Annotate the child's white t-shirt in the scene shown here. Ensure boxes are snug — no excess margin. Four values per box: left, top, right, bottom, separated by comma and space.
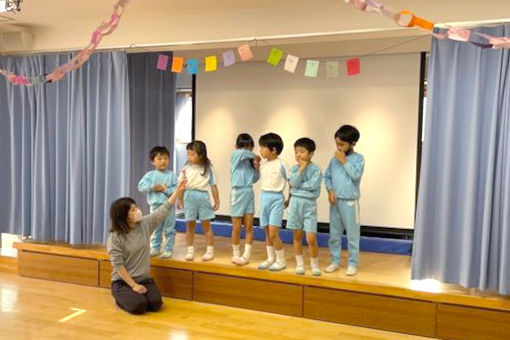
259, 158, 288, 192
178, 164, 217, 191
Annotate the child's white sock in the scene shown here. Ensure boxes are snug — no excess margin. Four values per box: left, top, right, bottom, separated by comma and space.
185, 246, 194, 261
269, 249, 286, 271
257, 246, 275, 269
232, 244, 240, 258
295, 254, 304, 267
311, 257, 321, 276
202, 246, 214, 261
242, 244, 252, 259
295, 254, 305, 275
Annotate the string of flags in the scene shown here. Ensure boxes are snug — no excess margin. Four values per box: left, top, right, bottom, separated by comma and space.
344, 0, 510, 49
2, 0, 510, 86
156, 42, 362, 77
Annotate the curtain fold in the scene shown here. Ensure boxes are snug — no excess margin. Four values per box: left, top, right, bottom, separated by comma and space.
412, 25, 510, 295
0, 52, 130, 244
127, 52, 176, 213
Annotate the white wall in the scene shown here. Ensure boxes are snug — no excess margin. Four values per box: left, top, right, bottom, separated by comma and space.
196, 53, 420, 229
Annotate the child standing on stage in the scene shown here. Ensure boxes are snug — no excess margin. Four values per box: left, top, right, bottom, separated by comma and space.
257, 133, 288, 271
178, 141, 220, 262
230, 133, 261, 265
287, 138, 323, 276
138, 146, 178, 259
324, 125, 364, 276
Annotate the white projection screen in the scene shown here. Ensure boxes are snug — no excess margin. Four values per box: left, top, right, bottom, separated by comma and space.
195, 53, 420, 229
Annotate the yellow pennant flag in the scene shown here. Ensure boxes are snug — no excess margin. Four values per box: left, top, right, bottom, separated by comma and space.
205, 56, 218, 72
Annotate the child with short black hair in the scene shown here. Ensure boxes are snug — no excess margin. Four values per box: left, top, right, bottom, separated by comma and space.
138, 146, 178, 259
257, 133, 288, 271
324, 125, 365, 276
287, 138, 323, 276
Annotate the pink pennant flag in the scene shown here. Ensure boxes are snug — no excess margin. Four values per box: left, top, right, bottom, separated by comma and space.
156, 54, 169, 70
346, 58, 360, 76
238, 44, 254, 61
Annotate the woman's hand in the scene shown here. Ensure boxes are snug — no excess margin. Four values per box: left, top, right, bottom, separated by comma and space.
132, 283, 147, 294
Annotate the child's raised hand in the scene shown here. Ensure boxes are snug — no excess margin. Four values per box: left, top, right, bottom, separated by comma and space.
298, 158, 309, 173
253, 155, 261, 170
335, 150, 347, 164
328, 190, 337, 204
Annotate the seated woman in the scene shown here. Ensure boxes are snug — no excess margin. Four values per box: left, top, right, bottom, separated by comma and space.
107, 181, 185, 314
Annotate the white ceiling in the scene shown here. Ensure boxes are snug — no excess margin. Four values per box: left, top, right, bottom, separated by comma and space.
0, 0, 509, 54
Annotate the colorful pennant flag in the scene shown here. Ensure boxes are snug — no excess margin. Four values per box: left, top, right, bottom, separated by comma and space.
284, 54, 299, 73
187, 59, 199, 74
304, 60, 320, 78
205, 56, 218, 72
171, 57, 184, 73
223, 50, 236, 67
326, 61, 339, 78
238, 44, 254, 61
347, 58, 361, 76
267, 48, 284, 66
156, 54, 169, 70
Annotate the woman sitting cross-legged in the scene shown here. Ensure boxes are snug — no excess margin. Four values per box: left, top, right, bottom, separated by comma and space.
107, 180, 186, 314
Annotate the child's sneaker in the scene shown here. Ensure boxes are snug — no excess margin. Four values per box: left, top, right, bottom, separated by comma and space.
346, 265, 358, 276
311, 266, 322, 276
231, 255, 241, 264
258, 259, 275, 270
295, 264, 305, 275
159, 250, 172, 259
202, 246, 214, 261
325, 263, 339, 273
150, 248, 160, 257
269, 260, 286, 271
233, 256, 249, 266
185, 247, 194, 261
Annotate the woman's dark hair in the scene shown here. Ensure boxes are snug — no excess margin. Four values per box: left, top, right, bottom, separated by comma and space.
334, 125, 360, 144
294, 137, 316, 153
187, 140, 212, 176
259, 133, 284, 155
149, 146, 170, 161
110, 197, 136, 234
236, 133, 255, 149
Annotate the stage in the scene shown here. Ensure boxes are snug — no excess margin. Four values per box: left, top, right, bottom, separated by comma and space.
7, 233, 510, 340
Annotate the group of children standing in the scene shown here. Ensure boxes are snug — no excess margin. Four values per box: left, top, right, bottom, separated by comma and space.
138, 125, 364, 276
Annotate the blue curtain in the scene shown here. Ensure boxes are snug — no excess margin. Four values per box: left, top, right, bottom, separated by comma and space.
412, 25, 510, 295
127, 52, 176, 214
0, 52, 131, 244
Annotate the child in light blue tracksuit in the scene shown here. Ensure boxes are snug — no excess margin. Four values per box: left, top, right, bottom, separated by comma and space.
324, 125, 364, 276
230, 133, 260, 266
138, 146, 178, 259
287, 138, 323, 276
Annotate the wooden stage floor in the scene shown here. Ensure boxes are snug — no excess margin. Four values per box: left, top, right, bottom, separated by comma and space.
8, 233, 510, 340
